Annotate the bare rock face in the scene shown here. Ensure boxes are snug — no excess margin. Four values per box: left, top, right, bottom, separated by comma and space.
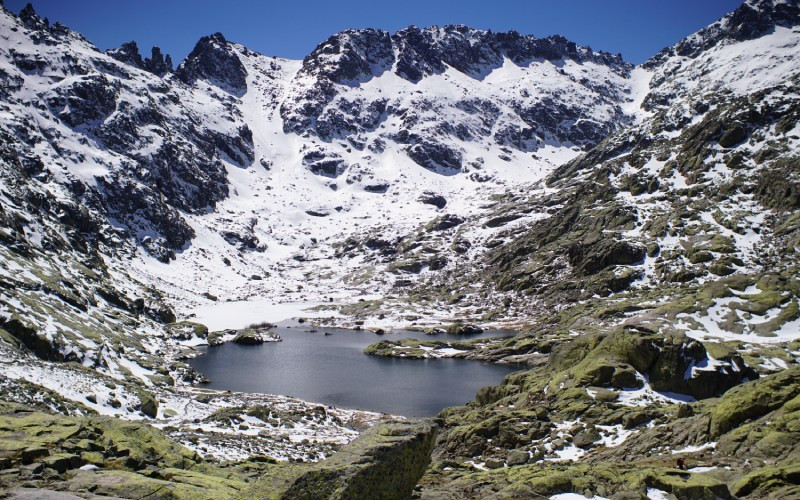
106, 42, 173, 75
175, 32, 248, 93
280, 24, 633, 178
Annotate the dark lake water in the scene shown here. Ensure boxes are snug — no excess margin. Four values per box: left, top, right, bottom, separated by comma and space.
187, 324, 519, 417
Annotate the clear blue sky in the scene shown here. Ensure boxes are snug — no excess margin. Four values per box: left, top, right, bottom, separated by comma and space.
6, 0, 744, 64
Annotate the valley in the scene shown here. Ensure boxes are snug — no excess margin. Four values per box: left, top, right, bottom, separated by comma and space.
0, 0, 799, 497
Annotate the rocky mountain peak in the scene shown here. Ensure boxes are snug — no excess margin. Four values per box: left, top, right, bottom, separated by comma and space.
106, 41, 173, 76
644, 0, 799, 67
144, 46, 173, 75
106, 40, 144, 68
301, 28, 393, 84
175, 32, 248, 93
17, 2, 48, 30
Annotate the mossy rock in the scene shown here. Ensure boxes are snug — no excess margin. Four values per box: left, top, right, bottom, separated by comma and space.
167, 321, 209, 340
136, 391, 159, 419
247, 420, 437, 499
646, 469, 731, 498
66, 469, 246, 499
710, 365, 800, 437
731, 464, 800, 498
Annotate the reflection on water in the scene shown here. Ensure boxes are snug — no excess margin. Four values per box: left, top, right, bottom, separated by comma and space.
187, 325, 519, 417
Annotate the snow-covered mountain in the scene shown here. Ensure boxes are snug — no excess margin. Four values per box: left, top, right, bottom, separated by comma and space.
0, 0, 641, 421
0, 1, 652, 318
0, 0, 800, 495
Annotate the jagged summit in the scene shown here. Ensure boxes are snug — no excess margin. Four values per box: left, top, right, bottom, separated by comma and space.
175, 32, 248, 93
645, 0, 799, 66
106, 41, 173, 76
301, 24, 631, 84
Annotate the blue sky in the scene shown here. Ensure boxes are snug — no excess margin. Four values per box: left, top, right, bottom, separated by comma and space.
6, 0, 743, 64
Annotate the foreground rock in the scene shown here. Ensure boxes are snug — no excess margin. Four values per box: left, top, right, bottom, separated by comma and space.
415, 342, 800, 499
250, 420, 437, 499
0, 401, 436, 499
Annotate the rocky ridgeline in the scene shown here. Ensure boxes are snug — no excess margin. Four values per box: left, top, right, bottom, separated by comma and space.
0, 3, 253, 262
283, 25, 633, 174
644, 0, 800, 66
106, 41, 174, 76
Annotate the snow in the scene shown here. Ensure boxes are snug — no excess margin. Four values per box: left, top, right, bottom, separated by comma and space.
617, 373, 696, 407
678, 301, 800, 345
689, 466, 718, 473
672, 441, 716, 454
646, 488, 672, 500
551, 494, 609, 500
684, 355, 732, 380
189, 300, 333, 331
465, 460, 489, 471
548, 443, 586, 462
651, 25, 800, 103
622, 67, 654, 120
595, 424, 636, 448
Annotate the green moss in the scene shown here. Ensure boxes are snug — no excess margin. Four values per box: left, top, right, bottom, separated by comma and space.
710, 366, 800, 437
90, 416, 199, 469
732, 464, 800, 498
66, 469, 244, 499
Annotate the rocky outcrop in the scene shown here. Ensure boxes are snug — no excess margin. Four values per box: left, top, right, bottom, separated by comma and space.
251, 420, 437, 499
232, 328, 281, 345
175, 32, 248, 93
143, 47, 173, 76
105, 41, 145, 69
0, 402, 436, 499
106, 42, 173, 76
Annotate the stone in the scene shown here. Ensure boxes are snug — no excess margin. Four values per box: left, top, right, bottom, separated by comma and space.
506, 450, 529, 467
484, 458, 505, 469
232, 328, 281, 345
21, 447, 49, 464
418, 191, 447, 209
250, 420, 437, 499
430, 214, 465, 231
573, 428, 602, 449
718, 125, 747, 148
42, 454, 84, 474
138, 393, 159, 419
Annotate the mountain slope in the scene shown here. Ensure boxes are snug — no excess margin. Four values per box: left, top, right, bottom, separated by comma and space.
0, 0, 642, 448
410, 1, 800, 496
0, 0, 799, 497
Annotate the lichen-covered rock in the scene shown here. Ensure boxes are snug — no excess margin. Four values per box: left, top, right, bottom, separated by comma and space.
250, 420, 437, 499
232, 328, 282, 345
710, 365, 800, 437
137, 392, 159, 419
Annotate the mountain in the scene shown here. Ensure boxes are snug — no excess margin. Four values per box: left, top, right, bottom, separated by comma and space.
0, 0, 798, 497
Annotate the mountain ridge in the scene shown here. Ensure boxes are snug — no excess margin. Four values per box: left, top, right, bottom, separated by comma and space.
0, 0, 799, 497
